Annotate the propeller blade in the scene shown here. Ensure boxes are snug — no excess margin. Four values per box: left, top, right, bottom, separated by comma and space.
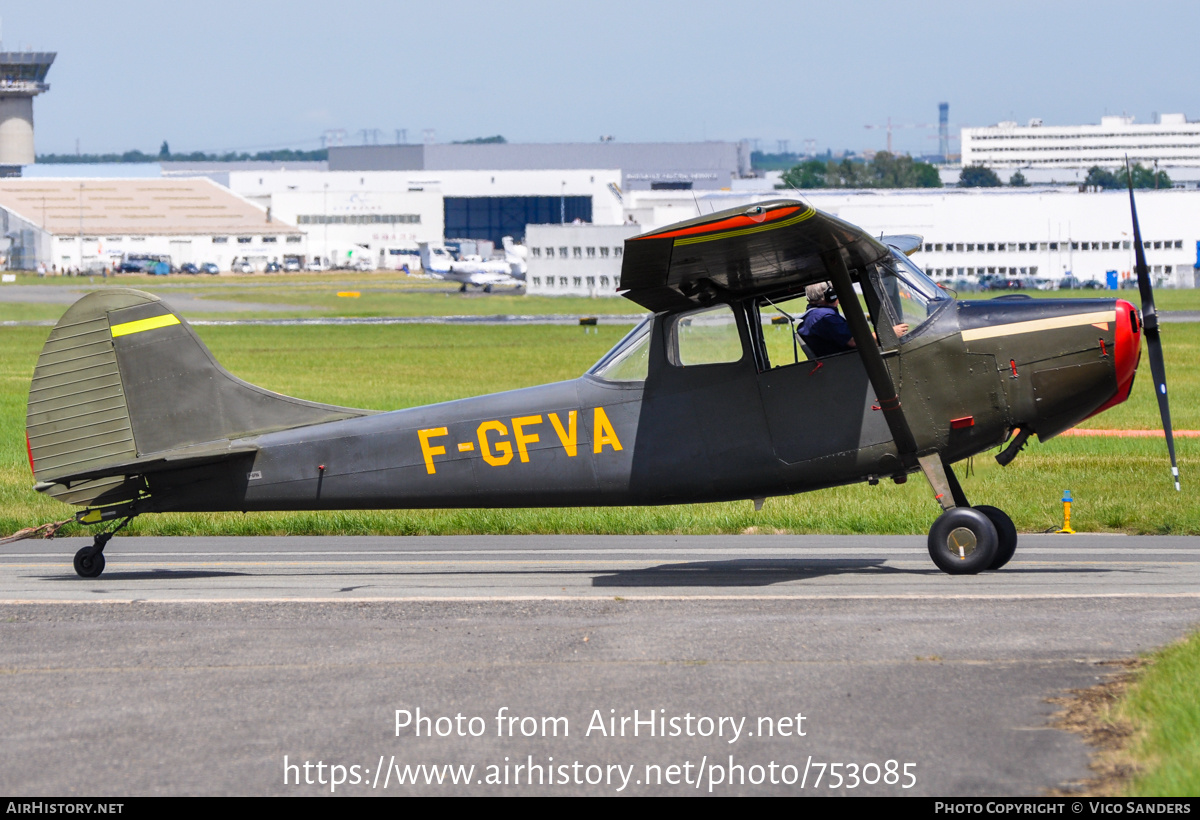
1126, 158, 1180, 491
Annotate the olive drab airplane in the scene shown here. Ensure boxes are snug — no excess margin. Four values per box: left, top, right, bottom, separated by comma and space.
25, 180, 1178, 579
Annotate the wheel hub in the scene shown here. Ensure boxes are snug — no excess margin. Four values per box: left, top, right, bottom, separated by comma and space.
946, 527, 978, 559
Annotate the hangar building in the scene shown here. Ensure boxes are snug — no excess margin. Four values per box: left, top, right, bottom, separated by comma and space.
223, 168, 623, 267
328, 141, 751, 191
0, 177, 301, 271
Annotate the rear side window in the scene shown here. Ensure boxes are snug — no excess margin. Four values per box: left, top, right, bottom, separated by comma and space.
671, 304, 743, 366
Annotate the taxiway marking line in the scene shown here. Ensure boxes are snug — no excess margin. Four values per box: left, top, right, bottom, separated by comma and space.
1061, 429, 1200, 438
6, 592, 1200, 605
11, 547, 1200, 561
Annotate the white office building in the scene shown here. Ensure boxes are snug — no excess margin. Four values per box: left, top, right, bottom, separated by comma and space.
524, 224, 643, 296
961, 114, 1200, 170
602, 187, 1200, 295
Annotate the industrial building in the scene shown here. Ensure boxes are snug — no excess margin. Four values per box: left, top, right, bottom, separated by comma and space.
0, 51, 55, 176
961, 114, 1200, 170
328, 141, 751, 191
0, 177, 301, 272
618, 187, 1200, 291
221, 168, 623, 267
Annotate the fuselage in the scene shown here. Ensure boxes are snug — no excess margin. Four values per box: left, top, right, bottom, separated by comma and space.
143, 292, 1140, 515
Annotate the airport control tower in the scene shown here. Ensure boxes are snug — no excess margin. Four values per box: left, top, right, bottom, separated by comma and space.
0, 51, 55, 176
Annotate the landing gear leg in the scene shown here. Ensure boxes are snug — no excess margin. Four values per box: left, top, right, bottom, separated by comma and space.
73, 516, 134, 579
918, 454, 999, 574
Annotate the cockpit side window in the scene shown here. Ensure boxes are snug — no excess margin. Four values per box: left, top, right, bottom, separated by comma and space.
669, 304, 744, 366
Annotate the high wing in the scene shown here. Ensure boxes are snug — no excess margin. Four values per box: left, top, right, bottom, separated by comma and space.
618, 199, 891, 311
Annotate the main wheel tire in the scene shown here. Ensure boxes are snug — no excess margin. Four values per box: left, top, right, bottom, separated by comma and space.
975, 505, 1018, 570
73, 547, 106, 579
927, 507, 998, 575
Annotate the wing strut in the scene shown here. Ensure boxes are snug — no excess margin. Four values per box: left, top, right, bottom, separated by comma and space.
1127, 159, 1181, 491
823, 249, 919, 460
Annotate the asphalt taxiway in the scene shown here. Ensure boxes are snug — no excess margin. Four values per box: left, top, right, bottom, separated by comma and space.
2, 533, 1198, 796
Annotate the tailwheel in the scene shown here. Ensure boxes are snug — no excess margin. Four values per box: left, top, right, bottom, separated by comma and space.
73, 541, 108, 578
71, 516, 132, 579
974, 505, 1018, 570
927, 507, 998, 575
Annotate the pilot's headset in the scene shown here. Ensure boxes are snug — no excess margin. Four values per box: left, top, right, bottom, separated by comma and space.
806, 282, 838, 305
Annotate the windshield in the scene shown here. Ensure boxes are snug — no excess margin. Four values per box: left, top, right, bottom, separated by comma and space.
876, 249, 951, 331
588, 316, 652, 381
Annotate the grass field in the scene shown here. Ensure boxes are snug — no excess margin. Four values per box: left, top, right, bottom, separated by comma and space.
2, 319, 1196, 538
1118, 634, 1200, 796
0, 271, 648, 322
3, 271, 1199, 324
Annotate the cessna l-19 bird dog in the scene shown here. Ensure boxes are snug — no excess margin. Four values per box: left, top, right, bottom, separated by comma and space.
25, 188, 1177, 578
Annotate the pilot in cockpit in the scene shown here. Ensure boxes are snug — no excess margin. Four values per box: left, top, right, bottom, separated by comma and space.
798, 281, 909, 357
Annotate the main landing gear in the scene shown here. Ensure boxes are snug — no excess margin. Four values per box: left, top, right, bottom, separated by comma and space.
72, 513, 136, 579
919, 455, 1018, 575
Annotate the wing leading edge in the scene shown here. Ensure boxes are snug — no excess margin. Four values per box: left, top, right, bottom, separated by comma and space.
618, 199, 891, 311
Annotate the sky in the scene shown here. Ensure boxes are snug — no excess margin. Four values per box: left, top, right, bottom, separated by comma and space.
6, 0, 1200, 158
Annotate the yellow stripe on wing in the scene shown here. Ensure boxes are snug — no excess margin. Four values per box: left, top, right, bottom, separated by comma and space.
110, 313, 181, 338
672, 207, 816, 247
960, 310, 1112, 342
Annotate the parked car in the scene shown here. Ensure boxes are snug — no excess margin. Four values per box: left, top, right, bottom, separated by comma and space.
264, 261, 282, 273
232, 260, 254, 273
199, 262, 220, 275
1058, 275, 1104, 290
179, 263, 200, 275
305, 260, 328, 271
283, 259, 301, 272
987, 277, 1026, 290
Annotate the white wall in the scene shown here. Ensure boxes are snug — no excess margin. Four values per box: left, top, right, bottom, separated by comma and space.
624, 188, 1200, 287
525, 224, 642, 297
46, 232, 308, 272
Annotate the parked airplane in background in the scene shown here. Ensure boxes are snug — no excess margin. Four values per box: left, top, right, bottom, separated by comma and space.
501, 236, 529, 280
418, 239, 526, 292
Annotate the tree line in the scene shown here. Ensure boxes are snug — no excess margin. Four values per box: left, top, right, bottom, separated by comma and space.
781, 152, 942, 189
959, 163, 1171, 189
36, 144, 329, 164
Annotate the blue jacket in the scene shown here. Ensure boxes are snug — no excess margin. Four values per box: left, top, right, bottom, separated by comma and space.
798, 306, 853, 357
